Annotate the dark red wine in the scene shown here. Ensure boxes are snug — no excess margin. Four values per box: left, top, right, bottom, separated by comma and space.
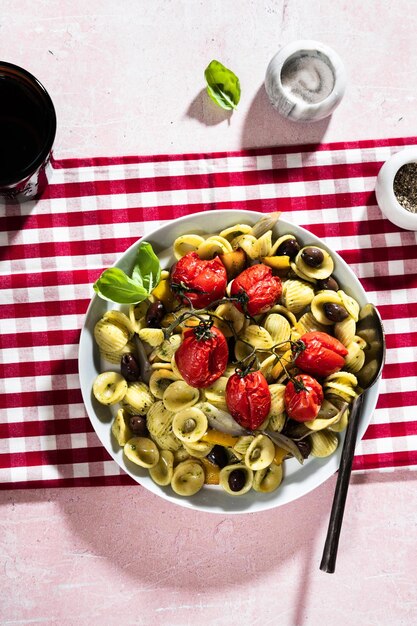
0, 63, 56, 188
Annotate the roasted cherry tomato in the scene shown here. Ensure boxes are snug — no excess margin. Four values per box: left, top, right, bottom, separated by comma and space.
230, 263, 282, 316
293, 331, 348, 378
174, 322, 228, 388
284, 374, 324, 422
170, 252, 227, 308
226, 370, 271, 430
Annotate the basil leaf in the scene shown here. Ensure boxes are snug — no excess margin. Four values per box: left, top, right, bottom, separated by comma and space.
131, 266, 143, 287
93, 268, 149, 304
133, 241, 161, 293
204, 60, 241, 110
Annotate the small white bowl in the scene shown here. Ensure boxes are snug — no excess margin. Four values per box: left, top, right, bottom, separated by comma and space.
265, 40, 347, 122
375, 148, 417, 231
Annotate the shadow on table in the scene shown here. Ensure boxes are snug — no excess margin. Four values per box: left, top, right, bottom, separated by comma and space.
186, 88, 233, 126
240, 84, 331, 149
351, 470, 417, 484
1, 469, 416, 622
0, 200, 40, 258
0, 476, 337, 624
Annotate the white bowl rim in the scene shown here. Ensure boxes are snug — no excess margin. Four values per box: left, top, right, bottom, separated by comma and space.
78, 209, 380, 515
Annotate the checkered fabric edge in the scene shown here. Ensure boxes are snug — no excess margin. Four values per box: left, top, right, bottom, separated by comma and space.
1, 135, 417, 488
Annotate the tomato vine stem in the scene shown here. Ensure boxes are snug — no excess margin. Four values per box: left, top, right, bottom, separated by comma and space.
162, 291, 307, 382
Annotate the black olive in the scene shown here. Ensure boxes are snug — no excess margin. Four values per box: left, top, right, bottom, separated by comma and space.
121, 354, 141, 382
301, 247, 324, 267
276, 238, 300, 259
146, 300, 166, 328
317, 276, 339, 291
129, 415, 148, 437
228, 469, 246, 492
296, 437, 312, 459
323, 302, 349, 322
207, 445, 228, 468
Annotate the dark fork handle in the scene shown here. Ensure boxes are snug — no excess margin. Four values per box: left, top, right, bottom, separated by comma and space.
320, 393, 365, 573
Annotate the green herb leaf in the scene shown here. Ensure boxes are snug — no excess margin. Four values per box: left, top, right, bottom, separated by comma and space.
93, 241, 161, 305
204, 60, 241, 111
93, 268, 149, 304
132, 241, 161, 293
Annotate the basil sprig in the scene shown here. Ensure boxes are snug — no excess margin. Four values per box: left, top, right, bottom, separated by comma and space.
93, 241, 161, 304
204, 60, 241, 110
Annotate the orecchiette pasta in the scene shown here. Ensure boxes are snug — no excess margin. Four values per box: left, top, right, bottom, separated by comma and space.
213, 302, 245, 337
162, 380, 200, 412
244, 434, 275, 470
310, 430, 339, 458
289, 261, 317, 284
344, 339, 366, 373
323, 371, 359, 404
122, 382, 154, 415
112, 408, 133, 445
149, 369, 180, 399
197, 235, 232, 259
171, 460, 205, 496
263, 313, 291, 345
295, 311, 328, 335
203, 377, 229, 411
149, 449, 174, 486
93, 372, 127, 405
267, 384, 287, 432
146, 402, 181, 452
149, 334, 182, 363
173, 234, 205, 260
270, 234, 296, 256
282, 279, 315, 314
239, 324, 274, 351
295, 246, 334, 280
233, 435, 255, 457
311, 290, 343, 326
259, 353, 278, 381
231, 233, 259, 259
219, 223, 254, 241
100, 340, 135, 365
94, 317, 130, 353
253, 463, 283, 492
338, 290, 360, 321
124, 437, 159, 468
172, 407, 208, 443
334, 316, 357, 346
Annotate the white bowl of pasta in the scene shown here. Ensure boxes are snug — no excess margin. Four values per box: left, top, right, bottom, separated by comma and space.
78, 210, 380, 514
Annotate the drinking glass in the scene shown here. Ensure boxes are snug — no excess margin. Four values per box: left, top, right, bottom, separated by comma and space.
0, 61, 56, 201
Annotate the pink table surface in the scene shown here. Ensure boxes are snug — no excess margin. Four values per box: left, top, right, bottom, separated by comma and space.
1, 1, 417, 624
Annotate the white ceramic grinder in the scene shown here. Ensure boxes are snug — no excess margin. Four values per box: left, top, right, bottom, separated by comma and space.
265, 40, 347, 122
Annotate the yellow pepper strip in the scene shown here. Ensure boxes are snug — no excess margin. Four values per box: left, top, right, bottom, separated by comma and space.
201, 429, 239, 448
262, 255, 291, 270
200, 457, 220, 485
273, 445, 288, 466
270, 348, 292, 379
181, 316, 201, 329
151, 279, 176, 311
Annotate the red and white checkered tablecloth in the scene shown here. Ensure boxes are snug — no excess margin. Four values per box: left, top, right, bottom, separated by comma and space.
1, 137, 417, 489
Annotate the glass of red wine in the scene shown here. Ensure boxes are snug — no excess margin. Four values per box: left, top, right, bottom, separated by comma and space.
0, 61, 56, 201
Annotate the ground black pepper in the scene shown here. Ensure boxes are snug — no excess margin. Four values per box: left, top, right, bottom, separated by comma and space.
393, 162, 417, 213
